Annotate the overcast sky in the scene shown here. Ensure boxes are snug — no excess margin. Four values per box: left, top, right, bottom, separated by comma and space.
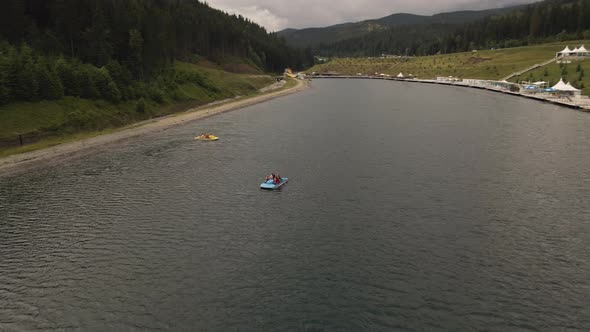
207, 0, 540, 32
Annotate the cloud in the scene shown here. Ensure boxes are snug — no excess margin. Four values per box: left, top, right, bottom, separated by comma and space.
207, 0, 540, 31
211, 3, 288, 32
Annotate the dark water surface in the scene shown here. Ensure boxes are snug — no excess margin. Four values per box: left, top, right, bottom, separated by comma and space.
1, 80, 590, 331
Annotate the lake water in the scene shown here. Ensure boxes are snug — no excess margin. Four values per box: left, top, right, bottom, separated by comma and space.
1, 80, 590, 330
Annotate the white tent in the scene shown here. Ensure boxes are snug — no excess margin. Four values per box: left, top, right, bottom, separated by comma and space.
552, 78, 569, 90
552, 79, 581, 97
557, 46, 573, 57
562, 45, 590, 57
576, 45, 589, 56
564, 82, 582, 97
397, 72, 405, 78
563, 82, 581, 92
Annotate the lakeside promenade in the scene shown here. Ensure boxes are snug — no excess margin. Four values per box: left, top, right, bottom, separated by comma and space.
311, 75, 590, 111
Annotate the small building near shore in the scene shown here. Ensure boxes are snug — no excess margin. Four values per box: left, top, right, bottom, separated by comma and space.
462, 79, 488, 86
490, 80, 520, 92
437, 76, 461, 82
523, 85, 539, 93
533, 81, 548, 88
521, 81, 548, 93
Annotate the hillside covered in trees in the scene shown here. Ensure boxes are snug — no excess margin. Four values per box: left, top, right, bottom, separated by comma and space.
308, 0, 590, 57
0, 0, 312, 106
0, 0, 313, 152
277, 6, 526, 50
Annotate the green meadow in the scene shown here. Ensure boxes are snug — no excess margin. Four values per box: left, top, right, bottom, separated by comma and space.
308, 41, 590, 81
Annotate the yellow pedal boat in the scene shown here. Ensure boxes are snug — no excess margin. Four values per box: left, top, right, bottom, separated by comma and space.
194, 134, 219, 141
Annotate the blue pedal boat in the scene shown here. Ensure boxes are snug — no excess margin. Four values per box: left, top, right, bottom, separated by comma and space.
260, 177, 288, 190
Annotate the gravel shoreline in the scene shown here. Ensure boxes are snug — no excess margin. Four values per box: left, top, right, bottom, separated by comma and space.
0, 79, 308, 177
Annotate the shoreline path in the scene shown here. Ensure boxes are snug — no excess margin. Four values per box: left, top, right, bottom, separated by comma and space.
0, 79, 309, 177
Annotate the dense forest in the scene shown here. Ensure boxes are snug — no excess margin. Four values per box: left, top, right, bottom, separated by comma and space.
278, 6, 525, 50
316, 0, 590, 57
0, 0, 312, 105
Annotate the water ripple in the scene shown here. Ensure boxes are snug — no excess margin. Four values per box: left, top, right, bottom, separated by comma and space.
1, 80, 590, 330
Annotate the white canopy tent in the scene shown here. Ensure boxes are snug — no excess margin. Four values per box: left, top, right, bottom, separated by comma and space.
576, 45, 589, 56
397, 72, 405, 78
557, 45, 590, 57
557, 46, 573, 57
564, 81, 581, 91
564, 82, 582, 97
552, 79, 569, 90
551, 79, 581, 97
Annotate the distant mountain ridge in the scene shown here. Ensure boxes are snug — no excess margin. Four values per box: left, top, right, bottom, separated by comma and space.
289, 0, 589, 58
277, 6, 527, 48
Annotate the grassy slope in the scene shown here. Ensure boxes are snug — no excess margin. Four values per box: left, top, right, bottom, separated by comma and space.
0, 61, 273, 147
508, 59, 590, 96
0, 77, 300, 159
308, 40, 590, 81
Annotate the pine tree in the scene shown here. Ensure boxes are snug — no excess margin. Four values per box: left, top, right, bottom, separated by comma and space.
0, 55, 12, 105
36, 61, 54, 100
95, 67, 120, 102
529, 7, 543, 37
35, 59, 64, 100
135, 97, 146, 113
55, 57, 79, 97
0, 85, 9, 105
82, 1, 113, 66
16, 65, 38, 100
106, 60, 132, 88
128, 29, 144, 79
0, 0, 27, 42
47, 68, 64, 99
14, 45, 38, 100
105, 80, 121, 103
1, 45, 19, 103
77, 66, 100, 99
